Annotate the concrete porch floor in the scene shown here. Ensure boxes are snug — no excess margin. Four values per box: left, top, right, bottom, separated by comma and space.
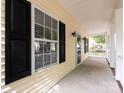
47, 57, 121, 93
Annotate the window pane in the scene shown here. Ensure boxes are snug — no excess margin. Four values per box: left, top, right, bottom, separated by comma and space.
44, 42, 51, 53
35, 55, 43, 70
52, 18, 57, 30
35, 41, 44, 54
51, 43, 57, 63
45, 14, 51, 28
35, 24, 44, 38
44, 54, 51, 66
45, 28, 51, 40
35, 8, 44, 25
51, 43, 57, 52
52, 30, 57, 40
52, 53, 57, 64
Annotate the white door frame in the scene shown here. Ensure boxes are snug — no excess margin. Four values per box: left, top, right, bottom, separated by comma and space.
75, 32, 81, 67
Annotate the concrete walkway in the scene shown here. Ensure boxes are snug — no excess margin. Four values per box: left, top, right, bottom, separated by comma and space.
47, 57, 121, 93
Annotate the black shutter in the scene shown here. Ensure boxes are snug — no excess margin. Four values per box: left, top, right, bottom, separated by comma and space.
87, 39, 89, 52
5, 0, 31, 84
59, 21, 66, 63
83, 38, 87, 53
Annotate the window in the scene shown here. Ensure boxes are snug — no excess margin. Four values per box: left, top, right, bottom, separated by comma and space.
32, 7, 58, 71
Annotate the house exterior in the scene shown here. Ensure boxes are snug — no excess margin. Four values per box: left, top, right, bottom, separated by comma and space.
1, 0, 89, 92
0, 0, 123, 93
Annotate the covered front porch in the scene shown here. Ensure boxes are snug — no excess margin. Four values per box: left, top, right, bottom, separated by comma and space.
0, 0, 123, 93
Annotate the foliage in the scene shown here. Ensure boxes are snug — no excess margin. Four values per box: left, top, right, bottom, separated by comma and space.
92, 35, 105, 44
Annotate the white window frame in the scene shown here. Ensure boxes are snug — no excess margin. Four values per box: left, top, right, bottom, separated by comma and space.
31, 4, 59, 74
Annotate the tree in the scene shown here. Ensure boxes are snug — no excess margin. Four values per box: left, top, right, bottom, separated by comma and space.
92, 35, 105, 44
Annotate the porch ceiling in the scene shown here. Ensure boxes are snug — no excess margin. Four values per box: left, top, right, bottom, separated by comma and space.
58, 0, 119, 34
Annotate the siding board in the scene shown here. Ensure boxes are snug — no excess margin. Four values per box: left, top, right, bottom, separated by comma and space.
1, 0, 5, 88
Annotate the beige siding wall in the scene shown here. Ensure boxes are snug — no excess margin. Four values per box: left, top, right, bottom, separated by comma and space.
1, 0, 88, 93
